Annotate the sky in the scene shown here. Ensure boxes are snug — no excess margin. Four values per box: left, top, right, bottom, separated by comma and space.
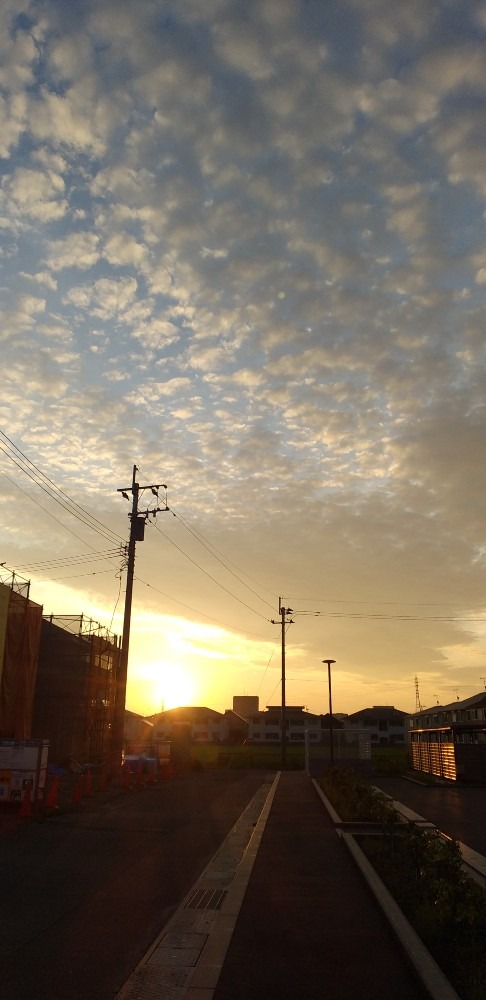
1, 0, 486, 720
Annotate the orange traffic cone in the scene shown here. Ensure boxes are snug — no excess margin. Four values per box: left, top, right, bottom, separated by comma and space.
72, 776, 83, 804
19, 784, 33, 818
45, 775, 59, 809
83, 770, 92, 797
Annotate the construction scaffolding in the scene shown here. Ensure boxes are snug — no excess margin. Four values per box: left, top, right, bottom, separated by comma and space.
32, 615, 120, 765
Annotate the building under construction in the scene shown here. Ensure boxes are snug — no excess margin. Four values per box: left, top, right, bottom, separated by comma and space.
0, 569, 43, 740
31, 615, 120, 765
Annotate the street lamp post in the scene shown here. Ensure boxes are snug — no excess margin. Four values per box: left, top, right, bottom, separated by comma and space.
322, 659, 336, 766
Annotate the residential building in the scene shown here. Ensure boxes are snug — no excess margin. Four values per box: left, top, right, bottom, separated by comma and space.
124, 710, 154, 753
148, 706, 248, 744
248, 705, 342, 743
408, 691, 486, 782
345, 705, 408, 746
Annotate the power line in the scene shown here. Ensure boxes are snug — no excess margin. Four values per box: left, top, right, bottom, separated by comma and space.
292, 610, 486, 622
134, 575, 272, 639
15, 548, 122, 571
0, 430, 123, 545
1, 470, 108, 552
136, 466, 277, 612
150, 520, 271, 622
34, 568, 118, 583
171, 506, 276, 609
284, 594, 483, 609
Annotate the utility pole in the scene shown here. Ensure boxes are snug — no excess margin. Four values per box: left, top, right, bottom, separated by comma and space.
271, 599, 293, 770
111, 465, 168, 766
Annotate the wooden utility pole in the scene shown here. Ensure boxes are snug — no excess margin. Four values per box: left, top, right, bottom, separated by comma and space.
271, 599, 293, 769
111, 466, 168, 766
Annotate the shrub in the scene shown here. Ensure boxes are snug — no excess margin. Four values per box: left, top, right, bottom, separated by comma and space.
318, 767, 398, 824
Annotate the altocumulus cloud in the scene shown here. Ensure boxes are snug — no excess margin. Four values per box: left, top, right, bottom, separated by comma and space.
0, 0, 485, 714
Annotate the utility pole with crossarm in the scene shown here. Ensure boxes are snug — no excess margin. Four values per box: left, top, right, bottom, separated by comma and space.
111, 465, 169, 766
271, 598, 294, 770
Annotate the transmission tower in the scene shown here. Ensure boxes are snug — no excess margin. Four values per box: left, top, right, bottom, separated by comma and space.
414, 675, 423, 712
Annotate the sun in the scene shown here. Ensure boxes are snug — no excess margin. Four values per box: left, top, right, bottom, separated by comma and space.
137, 661, 197, 713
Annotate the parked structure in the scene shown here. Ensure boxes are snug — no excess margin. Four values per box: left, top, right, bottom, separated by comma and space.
345, 705, 408, 747
408, 691, 486, 783
31, 615, 119, 765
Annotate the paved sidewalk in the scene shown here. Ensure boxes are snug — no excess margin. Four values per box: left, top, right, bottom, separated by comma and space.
213, 770, 429, 1000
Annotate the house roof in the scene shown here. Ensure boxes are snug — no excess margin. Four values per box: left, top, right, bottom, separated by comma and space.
410, 691, 486, 716
146, 706, 224, 723
346, 705, 408, 723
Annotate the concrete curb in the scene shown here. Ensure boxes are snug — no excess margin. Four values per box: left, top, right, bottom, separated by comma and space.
311, 778, 460, 1000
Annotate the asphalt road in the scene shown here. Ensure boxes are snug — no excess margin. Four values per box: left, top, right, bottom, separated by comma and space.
372, 775, 486, 855
0, 769, 267, 1000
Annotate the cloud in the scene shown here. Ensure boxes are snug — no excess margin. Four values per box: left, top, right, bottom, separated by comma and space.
45, 232, 100, 271
0, 0, 485, 715
2, 166, 68, 222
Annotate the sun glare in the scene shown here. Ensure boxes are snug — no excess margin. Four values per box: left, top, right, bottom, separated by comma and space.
142, 661, 196, 712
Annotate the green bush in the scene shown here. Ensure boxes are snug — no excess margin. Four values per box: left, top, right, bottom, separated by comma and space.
363, 827, 486, 1000
318, 767, 398, 824
320, 767, 486, 998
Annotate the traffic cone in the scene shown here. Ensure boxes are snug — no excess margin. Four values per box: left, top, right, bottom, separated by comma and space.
84, 770, 92, 797
19, 784, 33, 818
72, 776, 83, 804
122, 763, 131, 789
45, 775, 59, 809
136, 763, 143, 786
98, 769, 108, 793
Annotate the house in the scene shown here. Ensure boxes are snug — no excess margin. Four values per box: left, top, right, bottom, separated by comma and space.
124, 710, 154, 754
147, 706, 248, 744
248, 705, 342, 743
345, 706, 408, 746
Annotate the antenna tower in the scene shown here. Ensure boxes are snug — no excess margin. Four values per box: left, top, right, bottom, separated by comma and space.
414, 675, 423, 712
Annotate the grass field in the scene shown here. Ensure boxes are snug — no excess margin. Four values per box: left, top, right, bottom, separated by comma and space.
186, 742, 410, 773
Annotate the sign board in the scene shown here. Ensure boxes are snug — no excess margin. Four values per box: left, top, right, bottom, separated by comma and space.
0, 739, 49, 803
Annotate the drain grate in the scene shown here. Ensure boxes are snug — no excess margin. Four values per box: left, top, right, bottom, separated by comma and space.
185, 887, 227, 910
